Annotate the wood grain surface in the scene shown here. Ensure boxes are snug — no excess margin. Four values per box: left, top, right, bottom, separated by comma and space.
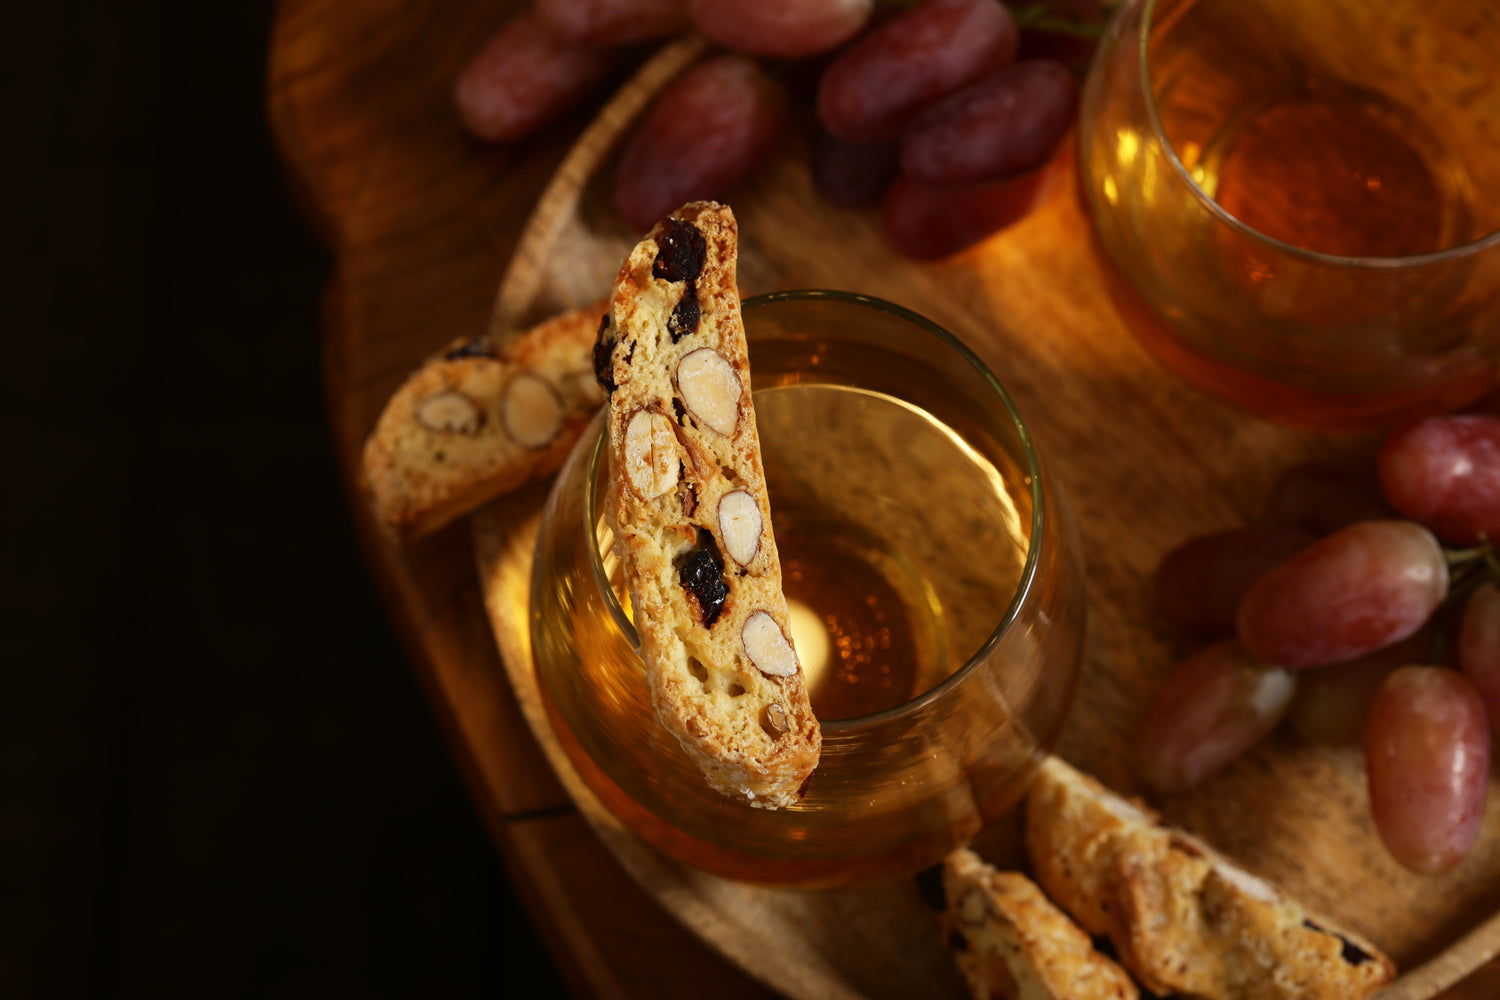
267, 0, 1500, 996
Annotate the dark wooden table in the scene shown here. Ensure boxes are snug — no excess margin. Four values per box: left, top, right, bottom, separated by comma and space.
1, 2, 565, 995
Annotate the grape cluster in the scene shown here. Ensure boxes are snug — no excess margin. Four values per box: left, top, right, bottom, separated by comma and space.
1141, 408, 1500, 875
452, 0, 1102, 257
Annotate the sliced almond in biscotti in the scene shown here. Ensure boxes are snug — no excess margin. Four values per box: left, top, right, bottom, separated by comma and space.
361, 302, 606, 540
939, 848, 1138, 1000
1024, 756, 1395, 1000
596, 200, 820, 809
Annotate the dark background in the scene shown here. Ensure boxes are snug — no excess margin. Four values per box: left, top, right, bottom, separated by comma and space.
4, 2, 568, 995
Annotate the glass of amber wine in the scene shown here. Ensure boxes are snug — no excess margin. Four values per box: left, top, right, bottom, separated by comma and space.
1081, 0, 1500, 428
529, 290, 1086, 888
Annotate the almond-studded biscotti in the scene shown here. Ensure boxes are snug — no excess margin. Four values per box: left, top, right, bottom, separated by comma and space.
1025, 757, 1395, 1000
941, 848, 1139, 1000
361, 304, 605, 540
595, 201, 820, 809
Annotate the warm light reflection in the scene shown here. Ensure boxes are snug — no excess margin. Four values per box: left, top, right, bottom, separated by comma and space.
787, 598, 831, 691
1116, 128, 1141, 165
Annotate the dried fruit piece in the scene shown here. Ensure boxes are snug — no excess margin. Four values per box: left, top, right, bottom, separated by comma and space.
679, 536, 729, 627
668, 284, 700, 341
622, 409, 680, 499
592, 313, 620, 395
676, 348, 742, 436
416, 391, 484, 435
444, 338, 496, 361
718, 489, 762, 565
652, 218, 707, 282
743, 611, 799, 676
500, 372, 564, 448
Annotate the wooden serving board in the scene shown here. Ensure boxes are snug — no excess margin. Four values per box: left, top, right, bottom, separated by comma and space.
267, 2, 1500, 996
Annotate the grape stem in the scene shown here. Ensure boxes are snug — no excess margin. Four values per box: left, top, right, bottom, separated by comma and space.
1443, 539, 1498, 609
1009, 2, 1118, 40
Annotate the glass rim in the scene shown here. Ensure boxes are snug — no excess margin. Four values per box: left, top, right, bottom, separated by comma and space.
582, 288, 1048, 732
1137, 0, 1500, 269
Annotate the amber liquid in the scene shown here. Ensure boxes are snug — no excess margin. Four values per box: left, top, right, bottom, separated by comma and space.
1085, 0, 1497, 426
562, 382, 1035, 884
602, 383, 1030, 721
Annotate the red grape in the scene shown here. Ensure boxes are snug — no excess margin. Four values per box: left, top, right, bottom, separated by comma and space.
1155, 526, 1315, 638
1236, 520, 1448, 669
899, 60, 1078, 186
880, 153, 1064, 259
688, 0, 873, 59
810, 127, 900, 207
816, 0, 1018, 143
613, 55, 787, 232
453, 11, 615, 143
1136, 639, 1296, 794
1264, 459, 1392, 536
1365, 666, 1489, 874
1378, 415, 1500, 545
534, 0, 690, 47
1460, 582, 1500, 728
1285, 628, 1434, 746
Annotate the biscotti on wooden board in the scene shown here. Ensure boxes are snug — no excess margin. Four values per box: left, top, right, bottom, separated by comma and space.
361, 303, 604, 540
594, 200, 820, 809
1025, 756, 1395, 1000
941, 847, 1139, 1000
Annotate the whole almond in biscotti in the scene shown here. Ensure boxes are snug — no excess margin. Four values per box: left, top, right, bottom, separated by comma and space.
596, 200, 820, 809
361, 303, 606, 540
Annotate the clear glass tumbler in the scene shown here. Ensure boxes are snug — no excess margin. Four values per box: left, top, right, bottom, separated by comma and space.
1081, 0, 1500, 428
529, 291, 1086, 888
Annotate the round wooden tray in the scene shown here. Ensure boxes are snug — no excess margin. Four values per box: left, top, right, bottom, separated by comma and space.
267, 2, 1500, 996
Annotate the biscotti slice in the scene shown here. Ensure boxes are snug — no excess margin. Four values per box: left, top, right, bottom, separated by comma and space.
361, 304, 604, 540
596, 201, 820, 809
1025, 757, 1395, 1000
941, 848, 1139, 1000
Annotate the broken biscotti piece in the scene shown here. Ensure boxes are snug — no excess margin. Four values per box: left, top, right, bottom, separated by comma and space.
361, 304, 605, 540
941, 848, 1139, 1000
596, 201, 820, 809
1025, 757, 1396, 1000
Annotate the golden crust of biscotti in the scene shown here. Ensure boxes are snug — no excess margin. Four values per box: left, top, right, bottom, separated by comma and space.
941, 848, 1139, 1000
598, 201, 820, 809
360, 304, 605, 540
1024, 757, 1395, 1000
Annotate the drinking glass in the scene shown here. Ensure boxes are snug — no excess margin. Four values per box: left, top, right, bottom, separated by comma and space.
529, 290, 1086, 888
1081, 0, 1500, 428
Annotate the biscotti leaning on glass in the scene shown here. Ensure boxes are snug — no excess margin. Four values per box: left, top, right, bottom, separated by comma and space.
594, 200, 821, 809
360, 303, 605, 540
